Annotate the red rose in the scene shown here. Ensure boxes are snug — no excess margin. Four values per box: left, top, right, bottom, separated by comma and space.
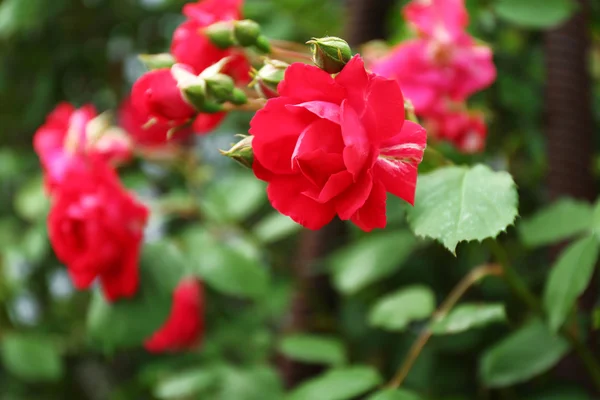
171, 1, 250, 83
34, 103, 131, 191
144, 278, 204, 353
119, 96, 193, 147
182, 0, 243, 24
131, 67, 197, 125
48, 159, 148, 301
192, 112, 226, 134
426, 106, 487, 153
250, 56, 427, 231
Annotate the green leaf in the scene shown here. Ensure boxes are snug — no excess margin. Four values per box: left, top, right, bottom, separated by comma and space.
14, 175, 48, 222
430, 303, 507, 335
543, 236, 599, 332
1, 333, 63, 382
279, 334, 346, 366
287, 366, 382, 400
494, 0, 578, 28
367, 389, 423, 400
591, 200, 600, 238
253, 212, 302, 244
217, 365, 284, 400
407, 165, 518, 253
519, 199, 592, 247
200, 174, 266, 223
328, 230, 417, 295
86, 243, 186, 349
154, 368, 218, 399
183, 229, 269, 299
480, 319, 570, 387
368, 286, 435, 332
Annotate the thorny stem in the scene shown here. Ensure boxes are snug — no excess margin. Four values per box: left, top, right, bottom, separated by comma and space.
486, 239, 600, 392
387, 264, 503, 389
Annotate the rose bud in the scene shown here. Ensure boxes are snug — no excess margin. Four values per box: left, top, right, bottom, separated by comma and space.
307, 36, 353, 74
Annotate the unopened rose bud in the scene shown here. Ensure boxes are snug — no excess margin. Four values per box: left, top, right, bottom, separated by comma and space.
230, 88, 248, 105
233, 20, 261, 47
172, 64, 207, 111
254, 36, 271, 54
307, 36, 352, 74
251, 59, 288, 99
220, 135, 254, 169
138, 53, 176, 70
205, 73, 236, 102
205, 21, 236, 49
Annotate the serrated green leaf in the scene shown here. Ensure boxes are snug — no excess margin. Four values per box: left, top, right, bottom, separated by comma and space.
407, 164, 518, 253
367, 389, 423, 400
519, 199, 592, 247
1, 333, 63, 382
430, 303, 506, 335
480, 319, 570, 387
86, 243, 186, 349
368, 286, 435, 331
287, 366, 382, 400
279, 334, 346, 366
543, 236, 599, 332
154, 368, 218, 399
328, 231, 417, 295
494, 0, 578, 28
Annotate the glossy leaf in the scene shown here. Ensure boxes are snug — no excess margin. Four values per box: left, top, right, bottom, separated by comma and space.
86, 243, 185, 349
154, 368, 218, 399
494, 0, 578, 28
200, 174, 266, 223
407, 165, 518, 253
369, 286, 436, 331
431, 303, 507, 335
367, 389, 423, 400
480, 319, 570, 387
279, 334, 346, 366
1, 333, 63, 382
328, 230, 417, 295
519, 199, 592, 247
183, 228, 269, 299
287, 366, 382, 400
544, 236, 599, 332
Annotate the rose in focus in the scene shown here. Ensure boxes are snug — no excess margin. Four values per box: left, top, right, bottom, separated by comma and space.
251, 55, 426, 231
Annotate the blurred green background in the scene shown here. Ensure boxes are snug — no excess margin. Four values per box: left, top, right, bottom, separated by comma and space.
1, 0, 600, 399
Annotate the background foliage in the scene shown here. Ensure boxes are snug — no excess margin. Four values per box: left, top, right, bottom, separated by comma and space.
1, 0, 600, 399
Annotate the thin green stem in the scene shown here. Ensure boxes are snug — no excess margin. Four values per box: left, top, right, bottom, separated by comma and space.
486, 239, 600, 392
387, 264, 503, 389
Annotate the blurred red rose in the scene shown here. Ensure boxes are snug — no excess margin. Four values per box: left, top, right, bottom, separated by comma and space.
144, 278, 204, 353
251, 56, 426, 232
170, 0, 250, 83
34, 103, 131, 191
119, 96, 193, 147
48, 159, 148, 301
131, 67, 197, 125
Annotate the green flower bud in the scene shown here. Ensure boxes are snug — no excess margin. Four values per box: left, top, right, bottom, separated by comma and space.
205, 73, 236, 102
138, 53, 176, 70
251, 59, 288, 99
205, 21, 236, 49
233, 20, 261, 47
230, 88, 248, 105
220, 135, 254, 169
254, 35, 271, 54
307, 36, 353, 74
172, 64, 206, 111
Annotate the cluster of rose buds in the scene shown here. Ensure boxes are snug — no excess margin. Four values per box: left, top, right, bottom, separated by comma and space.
369, 0, 496, 153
